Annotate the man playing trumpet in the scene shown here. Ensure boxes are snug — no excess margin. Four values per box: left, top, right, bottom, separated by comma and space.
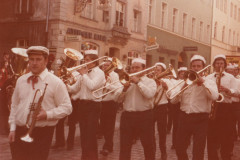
8, 46, 72, 160
118, 58, 157, 160
171, 55, 219, 160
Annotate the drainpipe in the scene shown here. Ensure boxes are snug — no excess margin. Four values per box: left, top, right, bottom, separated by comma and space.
45, 0, 50, 47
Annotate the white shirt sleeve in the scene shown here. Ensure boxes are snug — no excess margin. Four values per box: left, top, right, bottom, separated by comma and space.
137, 77, 157, 99
46, 81, 72, 120
202, 78, 219, 101
82, 71, 106, 91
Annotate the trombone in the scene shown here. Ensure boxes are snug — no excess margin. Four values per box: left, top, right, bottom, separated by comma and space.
166, 65, 214, 100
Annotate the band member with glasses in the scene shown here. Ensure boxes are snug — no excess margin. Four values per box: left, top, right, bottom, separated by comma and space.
67, 49, 105, 160
118, 58, 157, 160
8, 46, 72, 160
171, 55, 219, 160
99, 57, 123, 156
207, 55, 238, 160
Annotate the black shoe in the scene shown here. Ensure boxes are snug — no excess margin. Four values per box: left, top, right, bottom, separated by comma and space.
51, 143, 65, 149
100, 149, 109, 156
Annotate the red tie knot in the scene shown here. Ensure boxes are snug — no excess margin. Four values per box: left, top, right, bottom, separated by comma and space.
27, 75, 39, 89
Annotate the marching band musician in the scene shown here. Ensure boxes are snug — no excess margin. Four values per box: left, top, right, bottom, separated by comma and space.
153, 62, 173, 160
207, 55, 238, 160
118, 58, 157, 160
67, 49, 105, 160
99, 57, 123, 156
8, 46, 72, 160
170, 67, 187, 150
171, 55, 219, 160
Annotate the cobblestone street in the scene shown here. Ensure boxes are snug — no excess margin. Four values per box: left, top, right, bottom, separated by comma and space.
1, 112, 240, 160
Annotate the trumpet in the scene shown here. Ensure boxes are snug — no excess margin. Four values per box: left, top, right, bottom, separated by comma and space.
166, 65, 212, 100
21, 84, 48, 143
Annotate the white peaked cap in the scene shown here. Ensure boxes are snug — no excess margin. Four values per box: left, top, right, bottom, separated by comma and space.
132, 58, 146, 65
85, 49, 98, 55
213, 54, 226, 64
155, 62, 166, 70
178, 67, 187, 72
190, 55, 206, 64
107, 57, 112, 61
27, 46, 49, 55
226, 63, 235, 69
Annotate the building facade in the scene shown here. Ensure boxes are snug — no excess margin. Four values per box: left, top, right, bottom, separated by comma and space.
146, 0, 213, 69
0, 0, 149, 70
211, 0, 240, 62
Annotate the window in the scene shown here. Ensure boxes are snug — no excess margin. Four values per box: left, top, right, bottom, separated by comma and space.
182, 13, 187, 36
214, 22, 217, 39
102, 10, 109, 23
224, 0, 227, 13
116, 1, 125, 27
220, 0, 223, 11
127, 51, 140, 65
237, 33, 239, 46
207, 25, 210, 42
159, 57, 165, 63
199, 21, 203, 41
172, 8, 178, 32
15, 0, 32, 15
81, 0, 94, 19
216, 0, 219, 9
161, 2, 167, 28
222, 26, 225, 42
229, 29, 232, 44
233, 31, 235, 45
191, 18, 196, 39
231, 3, 233, 17
170, 59, 175, 68
133, 10, 141, 32
234, 5, 237, 20
16, 39, 28, 48
81, 42, 98, 51
238, 8, 240, 22
148, 0, 153, 23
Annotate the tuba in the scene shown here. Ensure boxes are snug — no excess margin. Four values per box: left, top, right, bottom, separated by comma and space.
58, 48, 83, 85
7, 48, 29, 111
21, 84, 48, 143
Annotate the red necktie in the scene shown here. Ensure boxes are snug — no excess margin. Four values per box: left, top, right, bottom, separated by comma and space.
27, 75, 38, 89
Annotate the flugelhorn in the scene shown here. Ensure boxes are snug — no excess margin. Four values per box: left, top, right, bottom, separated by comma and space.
166, 65, 212, 100
21, 84, 48, 143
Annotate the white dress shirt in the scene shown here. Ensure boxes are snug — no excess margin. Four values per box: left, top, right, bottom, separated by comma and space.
207, 71, 237, 103
102, 71, 123, 102
119, 75, 157, 112
9, 69, 72, 131
67, 66, 106, 102
232, 77, 240, 102
171, 77, 219, 114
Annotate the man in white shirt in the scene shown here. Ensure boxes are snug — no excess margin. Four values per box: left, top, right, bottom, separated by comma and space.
152, 62, 173, 160
8, 46, 72, 160
207, 55, 238, 160
98, 58, 123, 156
118, 58, 157, 160
67, 49, 105, 160
171, 55, 218, 160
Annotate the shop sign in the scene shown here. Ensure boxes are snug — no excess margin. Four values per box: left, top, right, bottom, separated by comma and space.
226, 55, 240, 66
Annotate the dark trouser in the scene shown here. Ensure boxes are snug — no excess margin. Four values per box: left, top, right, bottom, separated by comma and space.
176, 111, 209, 160
172, 103, 180, 148
0, 89, 9, 135
67, 99, 79, 148
10, 126, 54, 160
54, 117, 66, 146
233, 102, 240, 139
153, 104, 167, 155
99, 100, 118, 152
79, 100, 101, 160
119, 110, 155, 160
207, 103, 235, 160
167, 102, 174, 133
